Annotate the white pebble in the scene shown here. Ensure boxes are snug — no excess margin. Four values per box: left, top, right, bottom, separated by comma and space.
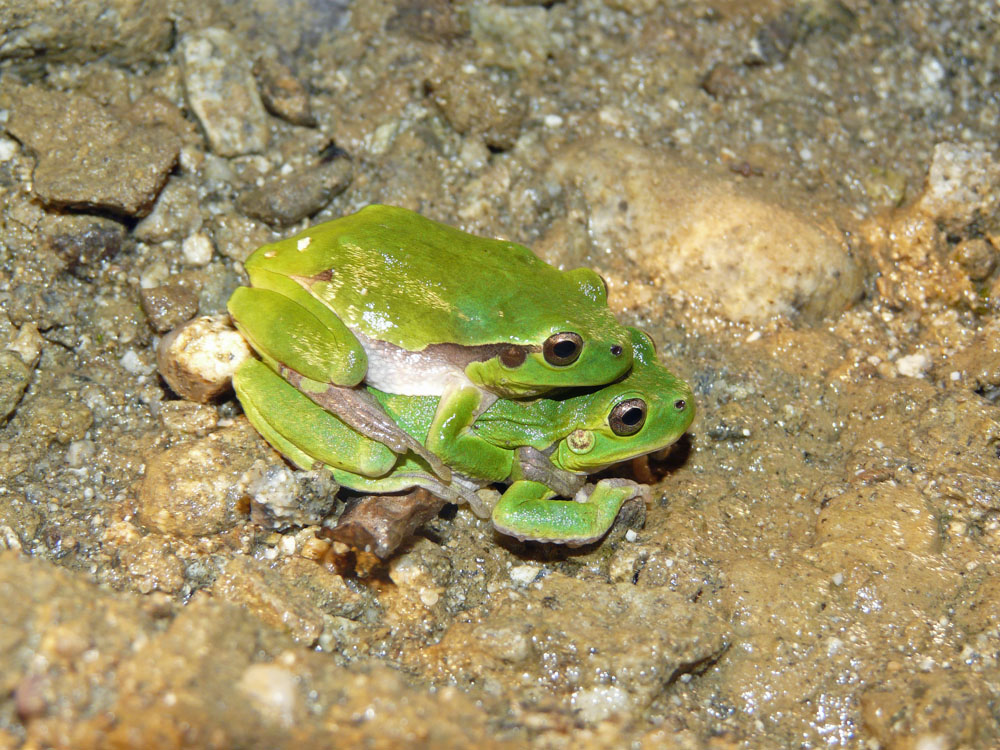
156, 315, 252, 402
543, 114, 563, 128
120, 349, 153, 375
571, 686, 629, 724
624, 529, 638, 543
509, 564, 541, 584
895, 352, 931, 378
182, 232, 214, 266
831, 572, 844, 586
0, 137, 18, 161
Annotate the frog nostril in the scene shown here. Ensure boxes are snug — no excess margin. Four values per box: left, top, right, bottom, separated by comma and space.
610, 344, 623, 357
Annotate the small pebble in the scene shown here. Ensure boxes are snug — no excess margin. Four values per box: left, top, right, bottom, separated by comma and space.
895, 352, 930, 378
157, 316, 252, 402
509, 564, 541, 584
182, 232, 215, 265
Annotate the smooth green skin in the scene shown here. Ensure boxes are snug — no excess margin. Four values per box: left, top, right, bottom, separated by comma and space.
233, 328, 695, 545
227, 205, 634, 479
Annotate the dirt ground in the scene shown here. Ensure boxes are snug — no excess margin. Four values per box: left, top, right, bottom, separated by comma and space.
0, 1, 998, 747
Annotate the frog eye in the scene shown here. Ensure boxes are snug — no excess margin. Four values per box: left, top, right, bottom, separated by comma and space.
673, 398, 687, 411
609, 398, 647, 436
543, 332, 583, 366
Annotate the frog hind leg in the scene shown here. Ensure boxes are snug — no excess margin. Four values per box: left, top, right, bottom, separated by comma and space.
233, 358, 397, 477
229, 286, 450, 480
291, 375, 451, 481
491, 478, 647, 546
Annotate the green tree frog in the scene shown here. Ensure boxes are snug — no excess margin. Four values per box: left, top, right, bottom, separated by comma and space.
233, 328, 695, 545
227, 205, 633, 481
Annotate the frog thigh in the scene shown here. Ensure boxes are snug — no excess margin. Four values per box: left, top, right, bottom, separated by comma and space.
233, 358, 396, 477
228, 285, 367, 388
491, 478, 645, 545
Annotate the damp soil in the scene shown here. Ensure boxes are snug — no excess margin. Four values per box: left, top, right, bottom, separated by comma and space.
0, 1, 999, 748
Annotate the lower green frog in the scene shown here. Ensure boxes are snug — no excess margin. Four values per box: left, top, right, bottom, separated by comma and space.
233, 328, 694, 545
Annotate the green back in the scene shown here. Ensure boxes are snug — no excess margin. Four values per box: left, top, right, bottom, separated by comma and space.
244, 205, 620, 349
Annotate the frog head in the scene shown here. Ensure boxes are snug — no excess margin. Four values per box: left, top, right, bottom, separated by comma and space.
461, 266, 634, 398
550, 328, 695, 473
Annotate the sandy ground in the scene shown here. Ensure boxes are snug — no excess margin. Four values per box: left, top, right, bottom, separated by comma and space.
0, 1, 998, 747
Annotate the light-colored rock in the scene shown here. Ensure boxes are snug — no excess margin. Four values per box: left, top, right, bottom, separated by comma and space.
136, 422, 266, 536
134, 179, 203, 243
157, 315, 252, 403
551, 138, 864, 324
917, 142, 1000, 232
181, 29, 270, 157
182, 232, 215, 266
470, 5, 556, 70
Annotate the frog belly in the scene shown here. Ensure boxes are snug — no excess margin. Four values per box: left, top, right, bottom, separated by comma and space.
357, 333, 473, 396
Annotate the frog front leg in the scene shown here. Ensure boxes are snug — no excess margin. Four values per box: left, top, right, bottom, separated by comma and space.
491, 478, 648, 546
228, 285, 450, 480
424, 382, 514, 482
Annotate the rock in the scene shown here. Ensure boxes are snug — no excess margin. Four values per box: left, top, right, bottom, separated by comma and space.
242, 459, 339, 529
39, 213, 128, 276
413, 572, 727, 724
210, 214, 274, 263
136, 422, 267, 536
861, 671, 997, 748
950, 238, 996, 281
212, 555, 327, 644
551, 138, 864, 324
157, 315, 252, 403
0, 552, 510, 749
917, 142, 1000, 233
0, 351, 31, 423
428, 69, 527, 151
158, 400, 219, 436
5, 86, 180, 217
23, 393, 93, 446
701, 62, 743, 98
134, 179, 203, 243
4, 322, 43, 369
324, 490, 448, 562
816, 484, 939, 555
116, 534, 187, 594
0, 0, 173, 65
141, 284, 199, 333
935, 318, 1000, 394
182, 232, 216, 266
253, 57, 317, 127
386, 0, 466, 42
236, 157, 352, 227
469, 5, 555, 71
181, 29, 271, 157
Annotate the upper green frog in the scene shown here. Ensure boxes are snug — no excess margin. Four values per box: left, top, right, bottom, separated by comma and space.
234, 328, 695, 545
227, 204, 633, 479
